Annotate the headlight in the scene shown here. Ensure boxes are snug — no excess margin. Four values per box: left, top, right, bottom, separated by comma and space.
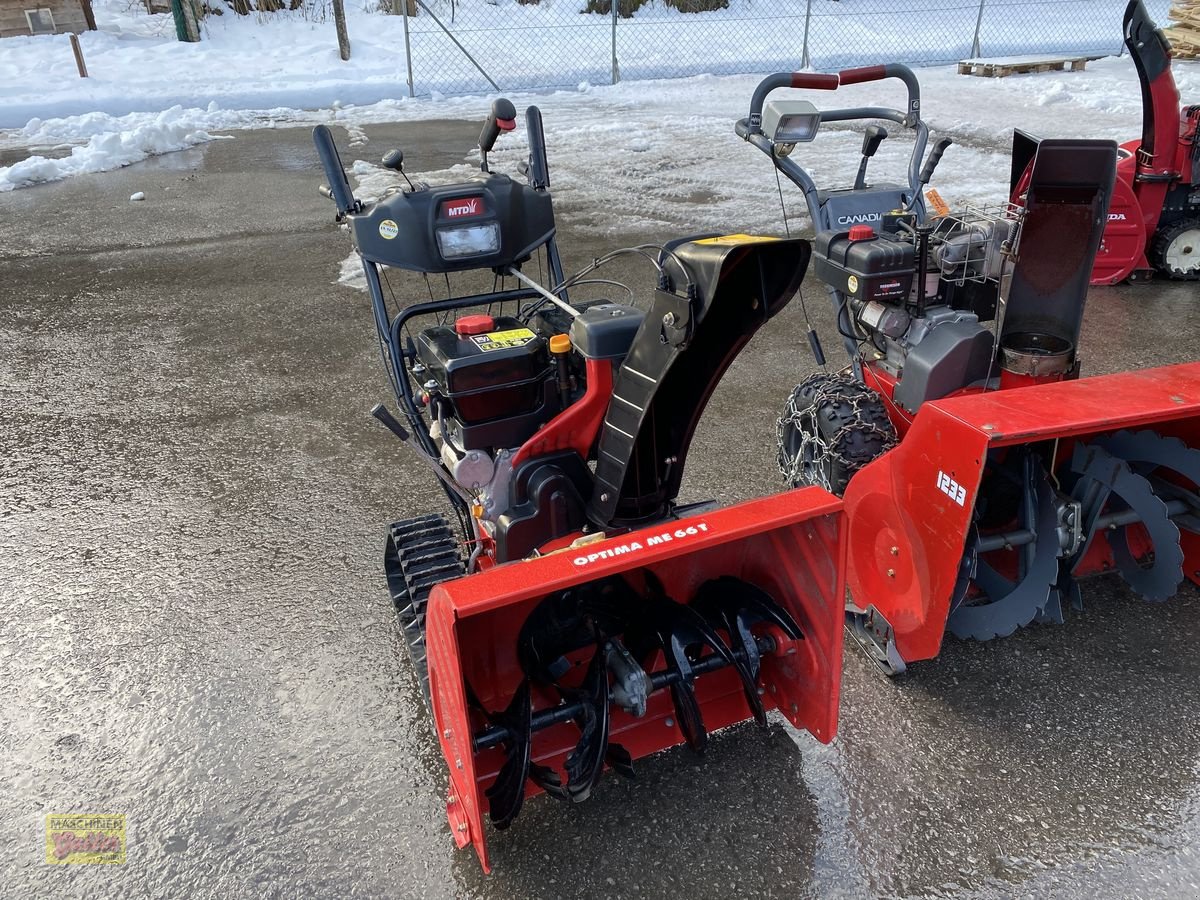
436, 222, 501, 259
763, 99, 821, 144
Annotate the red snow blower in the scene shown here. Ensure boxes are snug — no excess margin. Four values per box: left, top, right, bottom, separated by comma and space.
314, 103, 846, 870
739, 64, 1200, 675
1012, 0, 1199, 284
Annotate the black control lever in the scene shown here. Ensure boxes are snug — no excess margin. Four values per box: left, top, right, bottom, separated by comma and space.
381, 148, 417, 191
371, 404, 471, 501
853, 125, 888, 190
479, 98, 517, 173
920, 137, 954, 185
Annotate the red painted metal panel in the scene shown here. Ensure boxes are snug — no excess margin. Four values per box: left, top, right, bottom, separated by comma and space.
425, 487, 845, 870
844, 361, 1200, 664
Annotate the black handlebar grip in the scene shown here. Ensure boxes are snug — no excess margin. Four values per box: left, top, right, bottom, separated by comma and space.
312, 124, 355, 215
479, 98, 518, 155
920, 137, 953, 184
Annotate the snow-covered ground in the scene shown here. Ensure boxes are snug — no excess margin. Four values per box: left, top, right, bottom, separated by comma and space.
0, 0, 1194, 227
0, 0, 1172, 128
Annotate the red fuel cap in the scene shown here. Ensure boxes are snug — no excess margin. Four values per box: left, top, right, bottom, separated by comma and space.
455, 315, 495, 336
848, 224, 876, 241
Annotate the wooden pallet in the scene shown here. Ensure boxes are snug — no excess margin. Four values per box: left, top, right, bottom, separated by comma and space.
957, 54, 1104, 77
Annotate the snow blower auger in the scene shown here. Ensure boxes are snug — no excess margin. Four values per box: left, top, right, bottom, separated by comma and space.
314, 103, 846, 871
1012, 0, 1200, 284
739, 69, 1200, 675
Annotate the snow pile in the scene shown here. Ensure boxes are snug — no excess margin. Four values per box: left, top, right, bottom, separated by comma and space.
0, 0, 1174, 129
0, 106, 229, 192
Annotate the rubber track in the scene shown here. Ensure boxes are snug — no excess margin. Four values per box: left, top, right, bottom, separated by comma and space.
384, 514, 464, 711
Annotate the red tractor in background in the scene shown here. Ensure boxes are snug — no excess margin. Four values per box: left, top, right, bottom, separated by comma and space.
1012, 0, 1200, 284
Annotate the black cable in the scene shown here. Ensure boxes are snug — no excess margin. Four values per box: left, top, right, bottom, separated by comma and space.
775, 166, 791, 238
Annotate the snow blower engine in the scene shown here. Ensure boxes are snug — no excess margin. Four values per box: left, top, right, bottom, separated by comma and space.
314, 103, 846, 870
740, 66, 1200, 675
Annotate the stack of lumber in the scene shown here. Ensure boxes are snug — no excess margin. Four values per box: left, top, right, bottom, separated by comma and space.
1167, 2, 1200, 58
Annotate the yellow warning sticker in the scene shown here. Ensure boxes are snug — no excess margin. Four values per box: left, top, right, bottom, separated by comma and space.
471, 327, 536, 352
694, 234, 780, 245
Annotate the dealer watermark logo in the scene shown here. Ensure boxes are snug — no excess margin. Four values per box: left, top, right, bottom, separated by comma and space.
45, 814, 126, 865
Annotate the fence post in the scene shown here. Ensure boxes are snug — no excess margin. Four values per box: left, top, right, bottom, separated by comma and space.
801, 0, 813, 68
333, 0, 351, 60
970, 0, 985, 58
69, 33, 88, 77
611, 0, 620, 84
397, 0, 415, 97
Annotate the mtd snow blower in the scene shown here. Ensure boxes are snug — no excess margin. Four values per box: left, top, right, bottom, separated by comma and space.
739, 65, 1200, 674
1013, 0, 1199, 284
314, 104, 846, 869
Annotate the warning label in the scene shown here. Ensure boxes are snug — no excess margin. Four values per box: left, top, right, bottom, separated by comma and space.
471, 328, 537, 352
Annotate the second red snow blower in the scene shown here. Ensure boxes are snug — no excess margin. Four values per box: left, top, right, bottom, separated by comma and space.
1013, 0, 1199, 284
740, 64, 1200, 675
314, 103, 846, 870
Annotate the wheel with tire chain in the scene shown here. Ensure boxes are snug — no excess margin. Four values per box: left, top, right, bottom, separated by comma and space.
384, 514, 465, 711
777, 373, 897, 496
1150, 218, 1200, 280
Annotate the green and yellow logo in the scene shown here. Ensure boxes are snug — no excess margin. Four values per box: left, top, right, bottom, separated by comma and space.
45, 814, 126, 864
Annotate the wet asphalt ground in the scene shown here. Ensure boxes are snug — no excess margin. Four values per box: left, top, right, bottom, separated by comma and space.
3, 123, 1200, 899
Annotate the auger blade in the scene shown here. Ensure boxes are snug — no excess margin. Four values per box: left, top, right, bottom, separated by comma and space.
1070, 441, 1184, 602
948, 453, 1061, 641
563, 643, 612, 802
484, 679, 534, 830
692, 577, 805, 727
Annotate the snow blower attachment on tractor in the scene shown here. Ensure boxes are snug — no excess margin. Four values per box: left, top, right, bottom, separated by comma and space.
740, 65, 1200, 675
314, 104, 846, 870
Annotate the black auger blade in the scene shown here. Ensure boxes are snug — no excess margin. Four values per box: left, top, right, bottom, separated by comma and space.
484, 679, 535, 830
623, 571, 742, 754
563, 642, 613, 802
691, 577, 804, 727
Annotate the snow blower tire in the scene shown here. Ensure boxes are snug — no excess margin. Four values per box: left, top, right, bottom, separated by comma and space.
778, 373, 896, 496
1150, 218, 1200, 281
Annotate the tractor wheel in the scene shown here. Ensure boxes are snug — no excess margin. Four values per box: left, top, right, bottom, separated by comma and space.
1150, 218, 1200, 280
777, 373, 896, 496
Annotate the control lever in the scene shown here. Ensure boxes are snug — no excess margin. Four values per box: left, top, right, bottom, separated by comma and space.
381, 148, 417, 191
479, 98, 518, 174
853, 125, 888, 190
318, 184, 333, 200
920, 137, 953, 185
371, 403, 471, 501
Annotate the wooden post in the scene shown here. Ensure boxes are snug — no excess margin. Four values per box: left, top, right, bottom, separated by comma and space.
333, 0, 351, 60
69, 33, 89, 77
80, 0, 97, 30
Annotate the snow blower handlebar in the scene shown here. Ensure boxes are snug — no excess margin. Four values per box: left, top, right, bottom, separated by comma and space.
736, 64, 931, 227
313, 123, 357, 218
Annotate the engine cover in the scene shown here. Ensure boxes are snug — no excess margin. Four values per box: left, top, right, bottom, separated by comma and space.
417, 315, 559, 451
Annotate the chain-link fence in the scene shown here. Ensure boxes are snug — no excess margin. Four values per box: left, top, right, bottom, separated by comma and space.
389, 0, 1170, 97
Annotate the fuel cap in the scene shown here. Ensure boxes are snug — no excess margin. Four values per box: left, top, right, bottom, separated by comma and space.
455, 315, 495, 336
848, 224, 876, 241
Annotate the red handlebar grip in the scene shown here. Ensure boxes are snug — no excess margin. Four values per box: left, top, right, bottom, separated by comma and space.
789, 72, 841, 90
838, 65, 888, 85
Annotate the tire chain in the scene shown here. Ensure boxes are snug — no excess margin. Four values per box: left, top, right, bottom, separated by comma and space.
776, 372, 897, 492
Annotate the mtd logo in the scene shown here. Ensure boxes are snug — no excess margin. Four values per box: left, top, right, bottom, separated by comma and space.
440, 196, 486, 219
